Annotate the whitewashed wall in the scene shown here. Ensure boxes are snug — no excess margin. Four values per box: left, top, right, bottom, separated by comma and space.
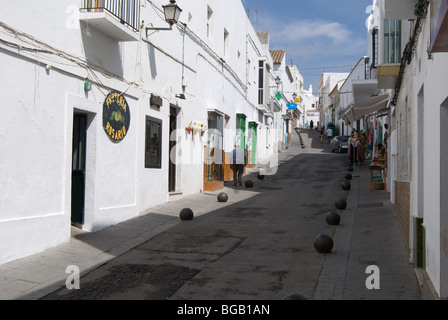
0, 0, 280, 264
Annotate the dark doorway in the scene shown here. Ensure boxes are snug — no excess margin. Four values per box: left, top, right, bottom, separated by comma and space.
71, 114, 87, 225
169, 106, 178, 192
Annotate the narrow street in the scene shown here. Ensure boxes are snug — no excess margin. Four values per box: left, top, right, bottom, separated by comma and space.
3, 0, 447, 303
40, 129, 418, 300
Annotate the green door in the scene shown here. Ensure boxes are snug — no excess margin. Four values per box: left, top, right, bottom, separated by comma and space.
207, 111, 224, 181
236, 114, 246, 151
249, 122, 258, 165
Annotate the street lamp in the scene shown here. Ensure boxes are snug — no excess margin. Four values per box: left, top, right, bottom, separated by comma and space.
146, 0, 182, 32
163, 0, 183, 26
275, 76, 281, 86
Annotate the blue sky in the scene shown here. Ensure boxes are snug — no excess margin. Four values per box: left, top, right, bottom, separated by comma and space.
242, 0, 373, 92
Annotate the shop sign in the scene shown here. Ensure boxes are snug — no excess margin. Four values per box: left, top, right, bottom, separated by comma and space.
287, 102, 298, 110
102, 90, 131, 143
430, 0, 448, 52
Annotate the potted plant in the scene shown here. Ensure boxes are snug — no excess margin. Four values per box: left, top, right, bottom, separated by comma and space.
186, 122, 193, 134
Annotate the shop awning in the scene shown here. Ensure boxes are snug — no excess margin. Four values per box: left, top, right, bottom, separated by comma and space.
342, 94, 390, 124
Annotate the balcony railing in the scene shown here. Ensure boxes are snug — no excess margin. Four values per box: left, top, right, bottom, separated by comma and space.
81, 0, 140, 32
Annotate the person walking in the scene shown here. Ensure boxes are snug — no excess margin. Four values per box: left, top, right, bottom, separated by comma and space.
326, 127, 333, 143
230, 142, 247, 187
359, 133, 367, 165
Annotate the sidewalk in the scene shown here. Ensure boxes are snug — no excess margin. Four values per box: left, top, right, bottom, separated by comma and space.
0, 148, 287, 300
0, 129, 422, 300
0, 183, 265, 300
314, 163, 421, 300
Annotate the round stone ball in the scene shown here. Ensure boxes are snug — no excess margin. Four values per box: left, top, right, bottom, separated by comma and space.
179, 208, 194, 221
345, 173, 352, 180
283, 293, 307, 300
245, 180, 254, 188
314, 234, 334, 253
326, 211, 341, 225
347, 166, 354, 172
335, 198, 347, 210
217, 192, 228, 203
341, 181, 351, 191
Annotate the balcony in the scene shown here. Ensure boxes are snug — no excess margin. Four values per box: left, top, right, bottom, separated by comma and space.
79, 0, 140, 42
257, 103, 272, 116
384, 0, 418, 20
377, 64, 400, 89
430, 0, 448, 52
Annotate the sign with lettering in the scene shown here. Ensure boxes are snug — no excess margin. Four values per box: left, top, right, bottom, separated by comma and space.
102, 91, 131, 143
287, 102, 298, 110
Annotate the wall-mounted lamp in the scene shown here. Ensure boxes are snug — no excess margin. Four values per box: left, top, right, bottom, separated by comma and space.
146, 0, 182, 32
275, 76, 281, 86
176, 93, 186, 100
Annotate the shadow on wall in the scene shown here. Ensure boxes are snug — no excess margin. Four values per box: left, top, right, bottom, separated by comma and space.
80, 21, 124, 79
148, 43, 158, 80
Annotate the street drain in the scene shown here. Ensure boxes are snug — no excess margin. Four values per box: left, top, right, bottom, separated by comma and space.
260, 187, 283, 190
357, 202, 384, 208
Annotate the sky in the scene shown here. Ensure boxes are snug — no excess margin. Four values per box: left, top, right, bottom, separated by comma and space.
242, 0, 373, 93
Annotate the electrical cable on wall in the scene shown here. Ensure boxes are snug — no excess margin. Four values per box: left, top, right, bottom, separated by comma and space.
0, 21, 140, 100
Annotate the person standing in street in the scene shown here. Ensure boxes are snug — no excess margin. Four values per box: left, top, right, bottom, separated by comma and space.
230, 142, 247, 187
326, 127, 333, 143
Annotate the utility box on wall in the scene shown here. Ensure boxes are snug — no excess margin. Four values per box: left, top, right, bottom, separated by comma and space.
413, 217, 425, 268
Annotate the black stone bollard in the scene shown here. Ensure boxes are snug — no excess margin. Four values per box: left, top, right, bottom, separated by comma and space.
314, 234, 334, 253
347, 166, 353, 172
179, 208, 194, 221
283, 293, 307, 300
217, 192, 228, 203
341, 181, 351, 191
345, 173, 352, 180
245, 180, 254, 188
335, 198, 347, 210
326, 211, 341, 225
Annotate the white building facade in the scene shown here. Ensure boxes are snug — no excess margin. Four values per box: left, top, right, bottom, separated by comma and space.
358, 0, 448, 299
0, 0, 290, 264
318, 73, 349, 131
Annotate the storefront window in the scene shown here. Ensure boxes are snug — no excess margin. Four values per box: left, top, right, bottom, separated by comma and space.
145, 116, 162, 169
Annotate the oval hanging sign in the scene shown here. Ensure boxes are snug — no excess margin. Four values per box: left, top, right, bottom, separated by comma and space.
102, 90, 131, 143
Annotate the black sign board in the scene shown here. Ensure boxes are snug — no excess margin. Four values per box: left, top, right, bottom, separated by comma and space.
102, 91, 131, 143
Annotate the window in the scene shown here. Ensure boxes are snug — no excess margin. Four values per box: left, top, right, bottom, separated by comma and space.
145, 116, 162, 169
258, 60, 265, 105
372, 28, 378, 68
384, 19, 401, 64
207, 6, 213, 39
224, 29, 229, 57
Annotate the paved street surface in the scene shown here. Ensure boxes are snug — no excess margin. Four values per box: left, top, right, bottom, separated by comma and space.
0, 129, 421, 301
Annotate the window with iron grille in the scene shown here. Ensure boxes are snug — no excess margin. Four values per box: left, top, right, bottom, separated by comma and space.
258, 60, 265, 105
82, 0, 140, 32
145, 116, 162, 169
